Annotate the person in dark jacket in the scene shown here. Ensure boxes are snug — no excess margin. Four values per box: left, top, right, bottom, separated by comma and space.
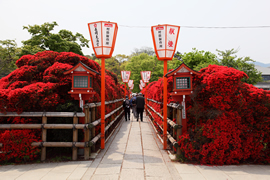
131, 93, 138, 119
123, 95, 131, 121
136, 93, 145, 122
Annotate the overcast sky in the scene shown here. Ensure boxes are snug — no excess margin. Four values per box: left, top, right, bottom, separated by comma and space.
1, 0, 269, 63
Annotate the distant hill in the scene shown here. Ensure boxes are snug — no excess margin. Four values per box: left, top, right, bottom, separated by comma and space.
253, 61, 270, 68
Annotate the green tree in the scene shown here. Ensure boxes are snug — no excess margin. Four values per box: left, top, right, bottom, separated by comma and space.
0, 40, 21, 78
217, 49, 262, 84
21, 21, 89, 56
94, 54, 129, 83
174, 48, 218, 71
174, 48, 262, 85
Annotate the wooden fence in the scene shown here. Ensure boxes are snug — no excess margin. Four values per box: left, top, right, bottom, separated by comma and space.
0, 98, 124, 161
146, 98, 182, 155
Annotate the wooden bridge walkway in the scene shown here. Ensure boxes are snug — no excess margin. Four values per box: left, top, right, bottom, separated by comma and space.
0, 113, 269, 180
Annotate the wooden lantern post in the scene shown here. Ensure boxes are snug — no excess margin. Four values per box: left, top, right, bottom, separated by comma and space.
151, 24, 180, 150
165, 63, 200, 134
88, 21, 118, 149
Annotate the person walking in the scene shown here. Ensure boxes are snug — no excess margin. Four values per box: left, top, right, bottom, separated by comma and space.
131, 93, 138, 119
123, 95, 131, 121
136, 93, 145, 122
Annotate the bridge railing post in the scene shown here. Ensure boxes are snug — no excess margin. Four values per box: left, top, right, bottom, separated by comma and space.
72, 115, 78, 160
91, 106, 96, 152
41, 115, 47, 161
176, 107, 182, 156
84, 107, 90, 160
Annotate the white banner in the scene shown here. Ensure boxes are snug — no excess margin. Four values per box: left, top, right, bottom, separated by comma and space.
140, 80, 145, 87
128, 80, 133, 88
182, 101, 186, 119
121, 71, 131, 83
141, 71, 151, 83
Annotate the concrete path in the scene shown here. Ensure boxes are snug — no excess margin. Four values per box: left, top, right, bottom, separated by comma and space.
0, 113, 269, 180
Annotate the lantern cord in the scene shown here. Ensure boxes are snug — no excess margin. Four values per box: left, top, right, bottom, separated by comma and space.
119, 24, 270, 29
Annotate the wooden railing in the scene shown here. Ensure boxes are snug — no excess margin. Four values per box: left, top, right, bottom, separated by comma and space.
146, 98, 182, 156
0, 98, 124, 161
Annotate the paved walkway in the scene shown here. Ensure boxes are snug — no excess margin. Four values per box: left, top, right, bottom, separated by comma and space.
0, 113, 269, 180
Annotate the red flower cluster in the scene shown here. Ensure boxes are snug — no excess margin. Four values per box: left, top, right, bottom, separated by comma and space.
145, 65, 270, 165
0, 51, 125, 162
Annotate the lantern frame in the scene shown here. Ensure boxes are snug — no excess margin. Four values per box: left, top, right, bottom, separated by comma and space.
121, 71, 131, 83
151, 24, 180, 61
88, 21, 118, 58
128, 80, 134, 88
140, 80, 145, 88
141, 71, 151, 83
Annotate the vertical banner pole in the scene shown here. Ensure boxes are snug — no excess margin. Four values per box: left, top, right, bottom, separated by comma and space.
163, 60, 168, 150
101, 57, 105, 149
145, 83, 148, 112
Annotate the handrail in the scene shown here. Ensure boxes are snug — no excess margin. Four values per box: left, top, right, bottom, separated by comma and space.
146, 108, 178, 147
147, 104, 181, 129
89, 110, 124, 147
0, 112, 85, 117
0, 99, 124, 161
147, 98, 182, 110
88, 105, 123, 128
84, 98, 124, 108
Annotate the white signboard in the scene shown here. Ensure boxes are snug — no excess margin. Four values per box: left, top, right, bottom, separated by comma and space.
121, 71, 131, 83
141, 71, 151, 83
88, 22, 117, 56
151, 25, 180, 59
139, 84, 143, 90
140, 80, 145, 87
182, 101, 186, 119
128, 80, 134, 88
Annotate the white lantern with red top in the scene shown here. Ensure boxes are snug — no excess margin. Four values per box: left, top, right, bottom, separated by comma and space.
151, 24, 180, 60
121, 71, 131, 83
151, 24, 180, 150
88, 21, 118, 58
140, 80, 145, 88
128, 80, 134, 88
141, 71, 151, 83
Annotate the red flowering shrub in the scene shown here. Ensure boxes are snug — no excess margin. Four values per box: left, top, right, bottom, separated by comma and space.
0, 51, 124, 163
145, 64, 270, 165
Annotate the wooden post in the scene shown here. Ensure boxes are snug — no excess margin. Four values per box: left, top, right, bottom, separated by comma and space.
91, 107, 96, 152
176, 108, 182, 155
84, 107, 90, 160
41, 116, 47, 161
72, 116, 78, 160
172, 108, 176, 154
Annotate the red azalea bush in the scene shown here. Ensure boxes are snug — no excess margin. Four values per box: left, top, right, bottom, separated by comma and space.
145, 64, 270, 165
0, 51, 125, 163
